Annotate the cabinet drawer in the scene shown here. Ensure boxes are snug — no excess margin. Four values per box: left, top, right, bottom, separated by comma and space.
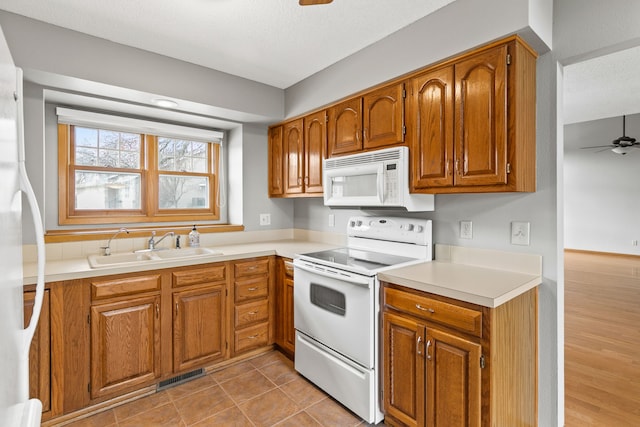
91, 274, 161, 300
384, 287, 482, 337
172, 264, 227, 287
235, 258, 270, 278
234, 322, 269, 353
235, 299, 269, 328
235, 276, 269, 302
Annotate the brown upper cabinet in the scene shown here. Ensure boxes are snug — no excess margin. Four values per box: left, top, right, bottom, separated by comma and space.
327, 82, 405, 157
268, 125, 284, 197
269, 111, 326, 198
409, 38, 537, 194
269, 35, 536, 197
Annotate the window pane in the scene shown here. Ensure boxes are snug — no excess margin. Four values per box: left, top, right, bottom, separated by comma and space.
157, 137, 210, 173
99, 130, 119, 149
120, 133, 141, 151
158, 175, 209, 209
75, 171, 141, 210
98, 149, 119, 168
76, 146, 97, 166
75, 127, 98, 148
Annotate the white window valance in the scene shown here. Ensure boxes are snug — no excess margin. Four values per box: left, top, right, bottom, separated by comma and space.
56, 107, 224, 143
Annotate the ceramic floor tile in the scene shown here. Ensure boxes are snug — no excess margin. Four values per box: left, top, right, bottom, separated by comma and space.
305, 397, 363, 427
117, 402, 185, 427
113, 390, 171, 421
190, 406, 254, 427
210, 360, 256, 383
166, 374, 217, 401
258, 358, 299, 386
173, 384, 236, 425
275, 411, 324, 426
280, 377, 328, 409
239, 388, 301, 427
249, 349, 290, 369
219, 369, 277, 403
64, 409, 116, 427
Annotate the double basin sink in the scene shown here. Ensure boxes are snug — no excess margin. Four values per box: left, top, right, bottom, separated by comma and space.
87, 247, 223, 268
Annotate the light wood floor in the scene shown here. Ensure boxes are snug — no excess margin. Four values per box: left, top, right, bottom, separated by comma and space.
564, 250, 640, 426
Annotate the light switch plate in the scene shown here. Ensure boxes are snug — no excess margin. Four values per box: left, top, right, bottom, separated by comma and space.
511, 221, 530, 245
460, 221, 473, 239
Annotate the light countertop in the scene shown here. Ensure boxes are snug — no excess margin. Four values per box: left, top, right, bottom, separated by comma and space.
378, 260, 541, 308
23, 239, 339, 285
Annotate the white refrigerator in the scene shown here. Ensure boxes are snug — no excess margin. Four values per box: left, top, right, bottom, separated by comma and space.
0, 26, 46, 426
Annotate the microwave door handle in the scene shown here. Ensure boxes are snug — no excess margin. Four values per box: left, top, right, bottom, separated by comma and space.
377, 169, 384, 204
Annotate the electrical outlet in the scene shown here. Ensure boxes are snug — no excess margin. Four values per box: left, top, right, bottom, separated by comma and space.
632, 240, 638, 247
259, 213, 271, 226
511, 221, 530, 245
460, 221, 473, 239
328, 214, 335, 227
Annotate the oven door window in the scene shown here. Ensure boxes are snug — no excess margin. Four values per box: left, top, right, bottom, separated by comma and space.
310, 283, 346, 316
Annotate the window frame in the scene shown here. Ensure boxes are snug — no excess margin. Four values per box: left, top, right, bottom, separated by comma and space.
58, 123, 221, 225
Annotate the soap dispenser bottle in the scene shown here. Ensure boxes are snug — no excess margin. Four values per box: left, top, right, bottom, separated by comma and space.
188, 225, 200, 247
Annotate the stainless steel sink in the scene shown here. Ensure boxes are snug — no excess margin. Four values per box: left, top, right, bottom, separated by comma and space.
88, 247, 223, 268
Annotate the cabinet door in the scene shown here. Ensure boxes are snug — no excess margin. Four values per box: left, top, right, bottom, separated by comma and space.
363, 82, 405, 150
268, 125, 284, 197
90, 295, 161, 399
283, 118, 305, 195
282, 272, 295, 354
173, 285, 226, 372
383, 312, 425, 427
409, 66, 454, 190
328, 97, 362, 156
24, 289, 51, 415
303, 110, 326, 194
454, 44, 508, 187
426, 328, 481, 427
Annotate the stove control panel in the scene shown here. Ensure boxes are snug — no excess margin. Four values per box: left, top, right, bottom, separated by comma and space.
347, 216, 432, 246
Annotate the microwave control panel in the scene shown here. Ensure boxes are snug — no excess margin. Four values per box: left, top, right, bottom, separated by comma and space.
384, 163, 399, 203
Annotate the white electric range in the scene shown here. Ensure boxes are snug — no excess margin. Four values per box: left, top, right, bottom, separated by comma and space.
293, 216, 433, 424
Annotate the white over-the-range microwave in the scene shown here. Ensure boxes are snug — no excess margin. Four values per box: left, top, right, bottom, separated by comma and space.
323, 146, 434, 211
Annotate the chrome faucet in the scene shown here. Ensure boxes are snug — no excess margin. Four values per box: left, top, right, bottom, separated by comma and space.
148, 231, 175, 250
101, 227, 129, 256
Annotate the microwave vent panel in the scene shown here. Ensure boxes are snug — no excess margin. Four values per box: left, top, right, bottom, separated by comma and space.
325, 149, 402, 169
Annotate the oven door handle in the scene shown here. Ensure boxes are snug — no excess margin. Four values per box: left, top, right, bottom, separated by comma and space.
295, 262, 371, 287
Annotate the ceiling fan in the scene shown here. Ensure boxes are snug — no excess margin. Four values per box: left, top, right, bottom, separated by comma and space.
299, 0, 333, 5
581, 115, 640, 155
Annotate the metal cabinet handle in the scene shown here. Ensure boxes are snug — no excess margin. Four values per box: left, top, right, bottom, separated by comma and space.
156, 303, 160, 319
248, 335, 258, 340
416, 304, 435, 314
426, 339, 432, 360
417, 336, 423, 355
248, 287, 258, 291
248, 310, 258, 315
175, 302, 179, 315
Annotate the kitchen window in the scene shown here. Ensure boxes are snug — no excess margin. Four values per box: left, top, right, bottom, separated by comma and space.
57, 108, 224, 225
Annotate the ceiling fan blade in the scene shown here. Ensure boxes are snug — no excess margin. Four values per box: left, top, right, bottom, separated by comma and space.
580, 145, 614, 149
299, 0, 333, 5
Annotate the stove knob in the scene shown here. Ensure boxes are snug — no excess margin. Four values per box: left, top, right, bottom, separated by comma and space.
415, 225, 424, 232
349, 220, 356, 228
407, 224, 415, 231
356, 220, 363, 227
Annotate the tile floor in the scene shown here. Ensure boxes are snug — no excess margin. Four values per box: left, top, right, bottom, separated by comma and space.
65, 350, 381, 427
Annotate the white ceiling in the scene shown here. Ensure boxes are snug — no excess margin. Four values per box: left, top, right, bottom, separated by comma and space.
563, 45, 640, 125
0, 0, 455, 89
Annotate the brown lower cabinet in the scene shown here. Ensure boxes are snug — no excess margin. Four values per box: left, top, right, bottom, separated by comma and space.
39, 256, 275, 422
382, 282, 538, 427
275, 257, 295, 357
